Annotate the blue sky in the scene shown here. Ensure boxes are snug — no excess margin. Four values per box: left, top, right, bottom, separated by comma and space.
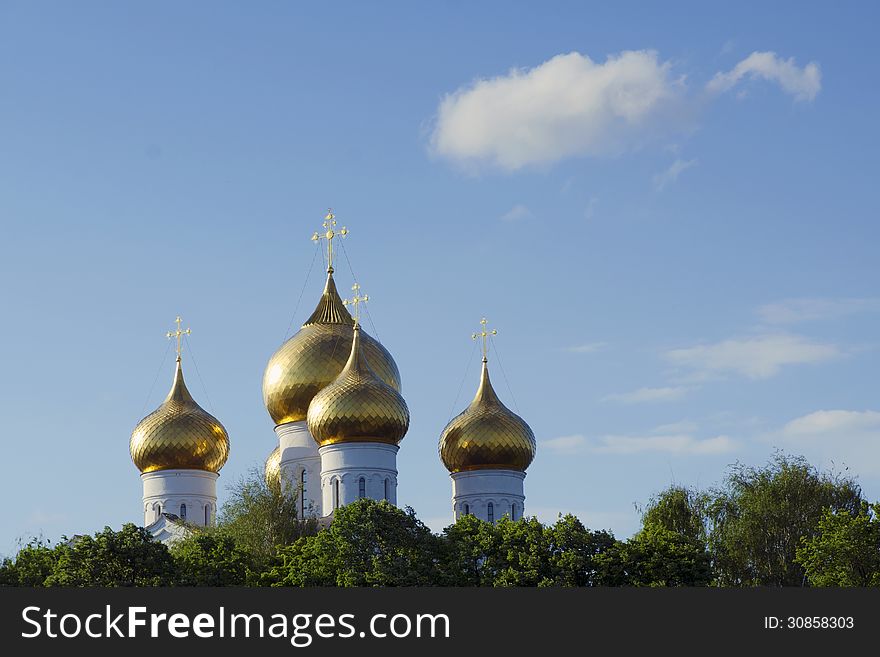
1, 1, 879, 554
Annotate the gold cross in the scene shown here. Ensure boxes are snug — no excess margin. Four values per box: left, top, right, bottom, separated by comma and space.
342, 283, 369, 327
166, 315, 191, 360
311, 208, 348, 272
472, 317, 497, 360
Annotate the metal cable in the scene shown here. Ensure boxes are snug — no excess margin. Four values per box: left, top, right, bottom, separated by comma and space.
447, 339, 479, 422
183, 333, 215, 413
339, 240, 380, 340
141, 339, 172, 414
491, 339, 520, 413
282, 245, 320, 343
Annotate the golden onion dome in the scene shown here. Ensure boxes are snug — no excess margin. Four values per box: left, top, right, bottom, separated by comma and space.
439, 358, 536, 473
307, 324, 409, 447
265, 445, 281, 489
130, 358, 230, 474
262, 269, 401, 426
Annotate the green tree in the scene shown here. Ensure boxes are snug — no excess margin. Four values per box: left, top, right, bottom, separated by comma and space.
170, 532, 254, 586
268, 499, 443, 586
596, 527, 712, 586
545, 514, 616, 586
217, 468, 318, 575
796, 502, 880, 587
707, 452, 862, 586
640, 485, 709, 543
44, 524, 173, 587
0, 539, 61, 586
439, 513, 497, 586
490, 516, 552, 586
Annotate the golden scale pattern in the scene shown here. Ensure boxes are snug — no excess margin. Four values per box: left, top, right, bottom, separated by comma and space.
262, 271, 401, 425
264, 445, 281, 488
439, 361, 536, 473
130, 360, 230, 473
307, 327, 410, 446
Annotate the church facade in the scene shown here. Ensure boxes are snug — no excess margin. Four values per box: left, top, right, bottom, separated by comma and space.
130, 213, 536, 537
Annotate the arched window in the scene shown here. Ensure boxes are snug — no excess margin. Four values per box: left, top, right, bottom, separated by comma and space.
464, 503, 470, 516
487, 502, 494, 523
205, 505, 210, 526
156, 504, 161, 519
334, 479, 340, 509
384, 478, 389, 501
358, 477, 366, 499
179, 503, 187, 520
300, 469, 307, 518
511, 503, 517, 521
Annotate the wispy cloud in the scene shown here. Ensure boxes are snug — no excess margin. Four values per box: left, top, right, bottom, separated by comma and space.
541, 434, 587, 454
653, 158, 697, 190
592, 433, 735, 455
567, 342, 608, 354
665, 333, 842, 379
602, 386, 689, 404
542, 426, 736, 456
500, 204, 532, 222
769, 409, 880, 476
430, 50, 687, 170
781, 410, 880, 437
430, 48, 819, 172
706, 51, 821, 102
757, 297, 880, 325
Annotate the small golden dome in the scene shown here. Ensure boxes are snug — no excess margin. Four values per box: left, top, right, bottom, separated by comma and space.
265, 445, 281, 489
131, 358, 230, 474
439, 359, 535, 473
307, 325, 409, 447
262, 269, 401, 426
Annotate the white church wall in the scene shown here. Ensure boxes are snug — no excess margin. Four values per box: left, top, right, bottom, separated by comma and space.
451, 469, 526, 523
275, 420, 322, 517
141, 469, 218, 527
319, 442, 398, 512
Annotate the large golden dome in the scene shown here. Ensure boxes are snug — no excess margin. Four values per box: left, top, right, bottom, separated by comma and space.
262, 269, 401, 426
439, 358, 535, 473
307, 325, 409, 447
130, 358, 230, 474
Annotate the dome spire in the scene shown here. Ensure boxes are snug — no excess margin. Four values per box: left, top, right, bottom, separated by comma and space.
472, 316, 498, 364
166, 315, 191, 363
342, 282, 369, 328
303, 212, 354, 327
311, 208, 348, 274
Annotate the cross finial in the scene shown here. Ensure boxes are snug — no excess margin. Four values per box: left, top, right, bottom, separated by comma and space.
311, 208, 348, 273
342, 282, 369, 327
166, 315, 191, 361
472, 317, 497, 362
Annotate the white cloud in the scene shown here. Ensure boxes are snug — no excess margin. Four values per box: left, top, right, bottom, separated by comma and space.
500, 204, 532, 222
651, 419, 700, 434
542, 427, 736, 456
757, 297, 880, 325
707, 51, 821, 101
567, 341, 608, 354
665, 334, 841, 379
592, 433, 735, 455
602, 386, 689, 404
430, 50, 687, 170
771, 410, 880, 476
541, 434, 587, 454
781, 410, 880, 437
653, 157, 697, 190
